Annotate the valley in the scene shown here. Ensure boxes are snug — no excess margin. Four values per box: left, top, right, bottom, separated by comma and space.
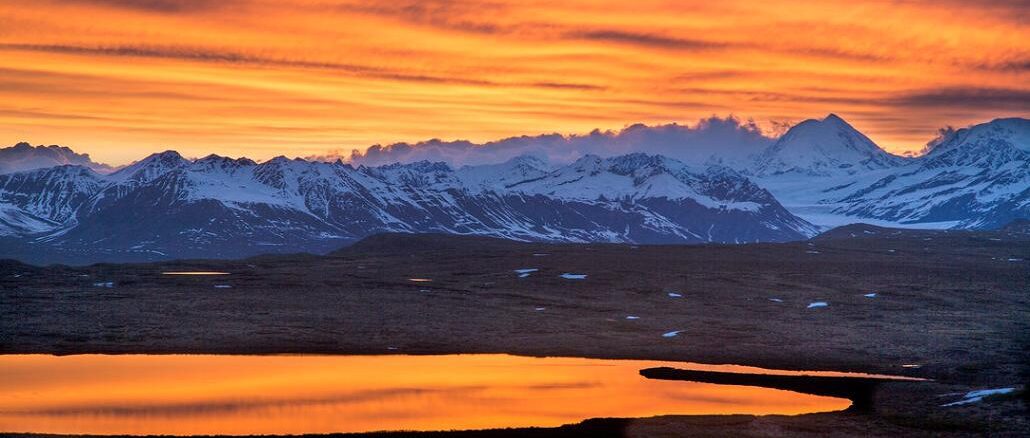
2, 226, 1028, 436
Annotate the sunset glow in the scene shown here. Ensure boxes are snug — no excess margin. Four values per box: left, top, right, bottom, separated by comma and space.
0, 0, 1027, 164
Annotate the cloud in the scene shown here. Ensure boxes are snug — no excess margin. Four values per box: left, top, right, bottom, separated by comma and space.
568, 30, 729, 51
968, 58, 1030, 72
46, 0, 230, 13
0, 44, 604, 91
917, 126, 959, 156
889, 0, 1029, 22
890, 87, 1030, 111
315, 115, 775, 167
0, 43, 416, 78
333, 0, 509, 34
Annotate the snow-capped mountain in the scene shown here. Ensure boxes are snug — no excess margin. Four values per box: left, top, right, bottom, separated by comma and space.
0, 142, 113, 175
747, 116, 1029, 230
752, 114, 909, 178
0, 152, 816, 264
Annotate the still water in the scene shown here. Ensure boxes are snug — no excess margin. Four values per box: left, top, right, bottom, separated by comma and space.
0, 354, 858, 435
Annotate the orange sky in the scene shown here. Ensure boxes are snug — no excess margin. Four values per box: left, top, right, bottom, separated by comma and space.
0, 0, 1027, 165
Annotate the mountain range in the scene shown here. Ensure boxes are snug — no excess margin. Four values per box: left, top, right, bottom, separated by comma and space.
1, 115, 1027, 265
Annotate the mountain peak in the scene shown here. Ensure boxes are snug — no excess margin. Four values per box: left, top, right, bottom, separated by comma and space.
823, 113, 847, 124
792, 113, 860, 135
139, 150, 188, 168
821, 113, 863, 132
110, 149, 188, 183
753, 114, 903, 177
194, 154, 257, 170
265, 155, 293, 164
455, 154, 551, 190
150, 150, 185, 161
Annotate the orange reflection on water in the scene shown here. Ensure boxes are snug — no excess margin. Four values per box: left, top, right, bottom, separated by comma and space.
0, 354, 851, 435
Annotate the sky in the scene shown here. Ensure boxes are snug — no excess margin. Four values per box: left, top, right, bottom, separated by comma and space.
0, 0, 1027, 165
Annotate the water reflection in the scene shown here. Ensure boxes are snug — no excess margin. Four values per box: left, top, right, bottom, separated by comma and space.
0, 354, 853, 435
161, 272, 231, 276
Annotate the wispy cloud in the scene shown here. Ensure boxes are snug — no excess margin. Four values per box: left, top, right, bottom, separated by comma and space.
332, 0, 509, 34
0, 44, 603, 90
890, 87, 1030, 111
568, 30, 730, 51
45, 0, 232, 13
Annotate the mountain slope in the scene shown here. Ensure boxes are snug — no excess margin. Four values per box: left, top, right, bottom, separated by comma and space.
0, 165, 105, 231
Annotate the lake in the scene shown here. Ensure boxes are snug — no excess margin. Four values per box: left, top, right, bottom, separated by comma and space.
0, 354, 869, 435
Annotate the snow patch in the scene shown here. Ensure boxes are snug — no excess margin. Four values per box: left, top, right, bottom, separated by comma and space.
941, 388, 1015, 407
514, 268, 538, 278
